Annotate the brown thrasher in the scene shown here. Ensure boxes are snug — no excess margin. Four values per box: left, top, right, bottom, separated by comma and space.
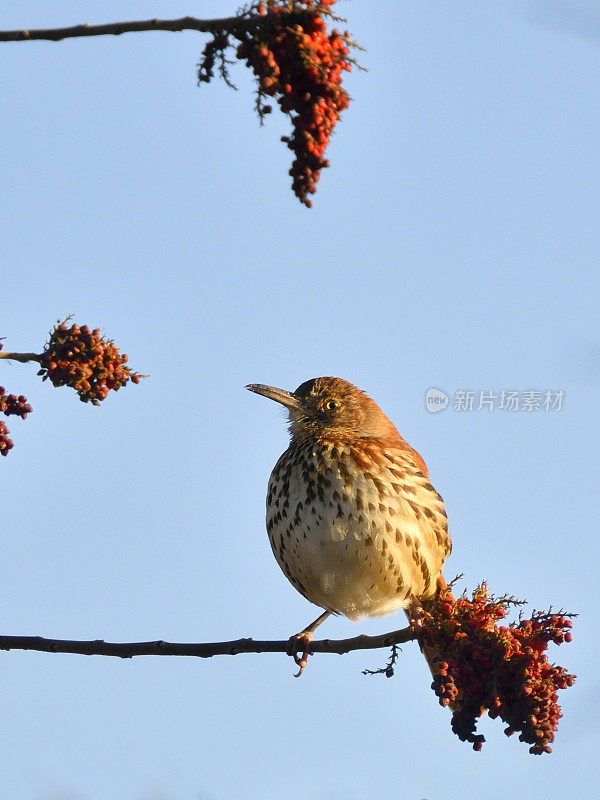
247, 377, 451, 674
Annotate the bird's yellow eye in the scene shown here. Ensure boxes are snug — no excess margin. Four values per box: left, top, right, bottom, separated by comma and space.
325, 399, 338, 411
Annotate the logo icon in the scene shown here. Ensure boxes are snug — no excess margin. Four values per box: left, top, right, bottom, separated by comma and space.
425, 388, 449, 413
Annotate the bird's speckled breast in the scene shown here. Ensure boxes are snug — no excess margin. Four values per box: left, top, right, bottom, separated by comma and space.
266, 438, 450, 620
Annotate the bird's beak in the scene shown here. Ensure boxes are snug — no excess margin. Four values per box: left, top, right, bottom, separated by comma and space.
246, 383, 302, 412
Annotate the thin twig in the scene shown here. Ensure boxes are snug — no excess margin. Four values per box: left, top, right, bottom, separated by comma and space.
0, 626, 417, 660
0, 351, 42, 364
0, 14, 303, 44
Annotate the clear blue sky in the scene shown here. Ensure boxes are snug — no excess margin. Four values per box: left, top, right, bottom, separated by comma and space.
1, 2, 599, 798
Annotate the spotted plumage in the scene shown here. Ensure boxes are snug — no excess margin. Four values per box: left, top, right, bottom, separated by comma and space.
266, 437, 449, 619
248, 377, 451, 627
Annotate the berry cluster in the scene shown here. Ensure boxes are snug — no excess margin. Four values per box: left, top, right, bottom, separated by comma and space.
199, 1, 353, 207
0, 421, 13, 456
419, 584, 575, 754
0, 341, 33, 456
38, 321, 143, 405
0, 386, 33, 420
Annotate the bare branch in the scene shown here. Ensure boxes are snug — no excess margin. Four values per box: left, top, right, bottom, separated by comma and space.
0, 15, 286, 44
0, 351, 42, 364
0, 627, 417, 660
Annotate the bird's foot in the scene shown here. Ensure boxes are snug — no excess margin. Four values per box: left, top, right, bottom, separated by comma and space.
286, 610, 331, 676
286, 631, 314, 678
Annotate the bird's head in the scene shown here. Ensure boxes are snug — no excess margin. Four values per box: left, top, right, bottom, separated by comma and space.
246, 377, 401, 443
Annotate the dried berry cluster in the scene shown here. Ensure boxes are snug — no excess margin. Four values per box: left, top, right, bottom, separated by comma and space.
0, 421, 12, 456
419, 584, 575, 754
38, 321, 143, 405
198, 1, 353, 207
0, 386, 32, 420
0, 342, 33, 456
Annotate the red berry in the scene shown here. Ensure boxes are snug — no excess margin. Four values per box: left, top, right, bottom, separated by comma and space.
197, 1, 354, 206
421, 585, 575, 754
37, 320, 143, 403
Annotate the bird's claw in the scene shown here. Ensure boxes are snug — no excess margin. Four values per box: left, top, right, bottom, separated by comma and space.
287, 632, 313, 677
293, 652, 309, 678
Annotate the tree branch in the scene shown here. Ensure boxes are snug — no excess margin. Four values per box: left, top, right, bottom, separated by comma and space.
0, 626, 417, 660
0, 15, 290, 44
0, 351, 42, 364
